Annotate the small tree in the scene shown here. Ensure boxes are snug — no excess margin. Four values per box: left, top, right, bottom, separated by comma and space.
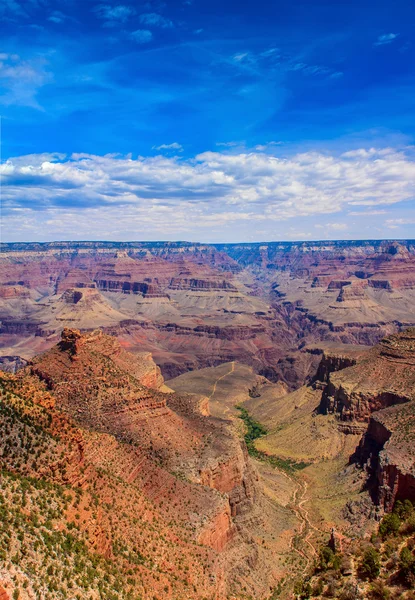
360, 547, 381, 580
293, 579, 311, 599
378, 513, 401, 539
319, 546, 334, 570
404, 513, 415, 535
399, 546, 415, 586
394, 500, 413, 520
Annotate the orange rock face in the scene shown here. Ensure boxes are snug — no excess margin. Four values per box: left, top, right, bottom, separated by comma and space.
0, 328, 265, 598
320, 328, 415, 422
0, 586, 9, 600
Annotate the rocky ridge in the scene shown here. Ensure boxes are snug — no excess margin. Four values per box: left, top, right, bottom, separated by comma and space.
0, 328, 288, 599
315, 329, 415, 511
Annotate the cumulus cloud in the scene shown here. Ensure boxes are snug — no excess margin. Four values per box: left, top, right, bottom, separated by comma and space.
374, 33, 399, 46
152, 142, 183, 151
139, 12, 173, 28
1, 147, 414, 241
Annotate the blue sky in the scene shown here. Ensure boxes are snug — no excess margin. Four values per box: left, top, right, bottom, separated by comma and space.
0, 0, 414, 242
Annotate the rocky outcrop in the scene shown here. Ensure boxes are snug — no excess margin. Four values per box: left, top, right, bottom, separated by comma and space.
0, 320, 47, 336
0, 586, 9, 600
198, 506, 235, 551
319, 329, 415, 421
0, 284, 30, 299
313, 349, 361, 384
95, 279, 169, 298
21, 330, 259, 560
200, 445, 256, 517
169, 277, 237, 291
355, 402, 415, 510
314, 328, 415, 510
0, 355, 28, 373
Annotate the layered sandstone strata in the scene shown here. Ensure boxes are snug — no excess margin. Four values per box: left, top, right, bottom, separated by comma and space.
1, 239, 415, 391
314, 329, 415, 510
26, 329, 256, 543
320, 329, 415, 421
0, 328, 273, 597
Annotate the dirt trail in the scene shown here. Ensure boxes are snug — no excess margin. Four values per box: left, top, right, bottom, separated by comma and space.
208, 361, 235, 400
287, 476, 317, 572
270, 465, 321, 574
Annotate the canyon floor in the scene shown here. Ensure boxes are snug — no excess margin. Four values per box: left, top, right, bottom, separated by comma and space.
168, 362, 374, 597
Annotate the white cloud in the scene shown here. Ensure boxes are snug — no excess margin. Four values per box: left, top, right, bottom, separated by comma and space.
230, 45, 345, 80
152, 142, 183, 151
0, 54, 51, 108
129, 29, 153, 43
233, 53, 249, 62
94, 4, 136, 26
348, 209, 387, 216
315, 222, 347, 230
255, 141, 283, 151
374, 33, 399, 46
139, 12, 173, 28
216, 141, 241, 148
1, 147, 414, 241
385, 218, 415, 229
48, 10, 70, 24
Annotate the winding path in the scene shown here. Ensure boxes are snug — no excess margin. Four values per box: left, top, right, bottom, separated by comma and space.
280, 472, 318, 573
208, 361, 235, 400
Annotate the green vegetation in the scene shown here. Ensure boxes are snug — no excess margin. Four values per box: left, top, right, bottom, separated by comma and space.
319, 546, 342, 571
379, 512, 401, 539
0, 469, 138, 600
293, 498, 415, 599
236, 405, 310, 473
360, 547, 381, 579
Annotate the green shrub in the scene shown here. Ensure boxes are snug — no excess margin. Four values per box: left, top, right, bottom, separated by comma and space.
319, 546, 335, 570
293, 580, 311, 599
379, 513, 401, 539
394, 500, 414, 520
399, 546, 415, 586
360, 547, 381, 580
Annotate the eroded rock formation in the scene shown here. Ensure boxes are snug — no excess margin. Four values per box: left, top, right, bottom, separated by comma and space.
1, 239, 415, 391
0, 329, 268, 597
314, 328, 415, 511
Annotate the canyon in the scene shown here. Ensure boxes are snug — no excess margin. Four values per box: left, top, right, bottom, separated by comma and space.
1, 239, 415, 599
1, 239, 414, 388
